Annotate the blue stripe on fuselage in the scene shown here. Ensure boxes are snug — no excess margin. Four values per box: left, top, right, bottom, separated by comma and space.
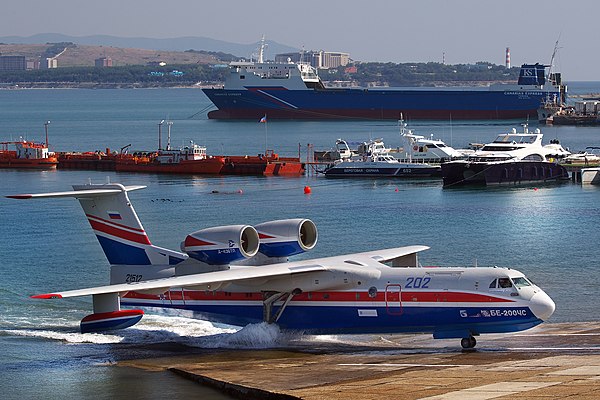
120, 300, 542, 335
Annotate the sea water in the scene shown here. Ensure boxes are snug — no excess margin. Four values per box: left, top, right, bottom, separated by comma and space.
1, 83, 600, 398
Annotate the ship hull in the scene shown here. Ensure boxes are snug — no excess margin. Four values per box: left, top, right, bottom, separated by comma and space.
58, 154, 305, 176
221, 156, 305, 176
325, 162, 441, 178
115, 158, 225, 175
0, 158, 58, 169
442, 161, 569, 187
204, 87, 557, 120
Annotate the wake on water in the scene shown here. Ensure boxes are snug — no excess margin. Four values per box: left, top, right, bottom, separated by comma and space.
1, 308, 344, 349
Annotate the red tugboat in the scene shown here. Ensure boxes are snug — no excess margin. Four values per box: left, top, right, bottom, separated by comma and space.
0, 140, 58, 169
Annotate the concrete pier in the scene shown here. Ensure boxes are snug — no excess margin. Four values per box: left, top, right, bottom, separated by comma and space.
120, 322, 600, 399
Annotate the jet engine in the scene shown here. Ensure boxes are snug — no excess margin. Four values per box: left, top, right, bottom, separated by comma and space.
255, 219, 318, 258
181, 225, 260, 265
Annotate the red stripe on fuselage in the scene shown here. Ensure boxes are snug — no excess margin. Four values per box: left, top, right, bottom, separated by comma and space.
124, 290, 514, 303
88, 219, 151, 245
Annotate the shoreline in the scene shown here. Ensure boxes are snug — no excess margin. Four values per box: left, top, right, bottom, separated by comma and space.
118, 321, 600, 400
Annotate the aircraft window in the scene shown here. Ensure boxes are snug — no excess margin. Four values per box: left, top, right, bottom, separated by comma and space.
498, 278, 512, 288
489, 279, 497, 288
511, 277, 531, 288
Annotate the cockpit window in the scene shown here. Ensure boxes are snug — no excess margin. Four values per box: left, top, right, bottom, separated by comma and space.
489, 279, 497, 288
511, 277, 531, 288
498, 278, 513, 288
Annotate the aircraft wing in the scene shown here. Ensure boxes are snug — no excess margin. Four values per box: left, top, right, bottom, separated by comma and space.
32, 245, 427, 299
292, 245, 429, 266
33, 263, 327, 298
337, 245, 429, 264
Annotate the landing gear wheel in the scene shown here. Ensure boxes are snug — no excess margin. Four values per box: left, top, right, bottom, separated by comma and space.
461, 336, 477, 349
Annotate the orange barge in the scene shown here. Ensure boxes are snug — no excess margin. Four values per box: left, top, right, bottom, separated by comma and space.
0, 140, 58, 169
220, 150, 305, 176
57, 145, 305, 176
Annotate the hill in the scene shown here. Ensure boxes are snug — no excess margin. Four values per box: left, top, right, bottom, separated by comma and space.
0, 43, 221, 67
0, 33, 299, 60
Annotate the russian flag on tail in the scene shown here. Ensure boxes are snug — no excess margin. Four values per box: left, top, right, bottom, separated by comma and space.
107, 211, 122, 220
259, 114, 267, 123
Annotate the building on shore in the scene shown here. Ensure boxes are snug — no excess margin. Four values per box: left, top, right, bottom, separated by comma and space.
275, 50, 350, 69
95, 57, 113, 67
0, 55, 26, 71
45, 58, 58, 69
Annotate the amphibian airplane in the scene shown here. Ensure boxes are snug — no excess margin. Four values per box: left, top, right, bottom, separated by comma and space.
7, 182, 555, 349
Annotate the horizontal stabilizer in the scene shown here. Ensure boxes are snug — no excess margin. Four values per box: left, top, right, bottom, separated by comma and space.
6, 186, 146, 200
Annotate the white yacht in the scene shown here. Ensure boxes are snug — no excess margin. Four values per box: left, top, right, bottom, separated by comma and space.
398, 119, 465, 162
441, 125, 570, 187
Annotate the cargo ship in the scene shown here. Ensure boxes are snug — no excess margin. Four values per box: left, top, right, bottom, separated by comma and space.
0, 140, 58, 169
203, 40, 566, 121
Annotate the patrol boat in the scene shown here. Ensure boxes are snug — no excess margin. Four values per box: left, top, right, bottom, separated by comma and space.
324, 138, 441, 178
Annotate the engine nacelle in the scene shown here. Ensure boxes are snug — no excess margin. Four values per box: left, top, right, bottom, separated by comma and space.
181, 225, 260, 265
255, 219, 318, 258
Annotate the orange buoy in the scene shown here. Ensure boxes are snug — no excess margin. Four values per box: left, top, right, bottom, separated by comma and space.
304, 186, 312, 194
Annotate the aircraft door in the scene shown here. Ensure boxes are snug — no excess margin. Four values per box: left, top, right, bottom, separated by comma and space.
385, 284, 403, 315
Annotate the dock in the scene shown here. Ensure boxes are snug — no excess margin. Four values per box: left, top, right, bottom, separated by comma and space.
120, 322, 600, 399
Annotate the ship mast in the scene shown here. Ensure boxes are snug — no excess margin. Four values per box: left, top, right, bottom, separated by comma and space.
258, 35, 266, 63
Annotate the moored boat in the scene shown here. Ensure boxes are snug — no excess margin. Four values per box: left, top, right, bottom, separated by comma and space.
324, 138, 441, 178
441, 125, 570, 187
55, 121, 305, 177
563, 147, 600, 166
220, 150, 305, 176
115, 143, 226, 175
542, 101, 600, 126
0, 140, 58, 169
203, 38, 566, 121
397, 118, 466, 163
580, 167, 600, 185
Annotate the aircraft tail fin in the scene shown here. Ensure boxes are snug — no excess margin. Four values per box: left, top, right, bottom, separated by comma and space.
7, 182, 187, 266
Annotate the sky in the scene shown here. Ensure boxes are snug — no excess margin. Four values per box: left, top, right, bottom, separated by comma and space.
3, 0, 599, 80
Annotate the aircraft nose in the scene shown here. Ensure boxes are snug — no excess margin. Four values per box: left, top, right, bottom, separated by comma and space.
529, 291, 556, 320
